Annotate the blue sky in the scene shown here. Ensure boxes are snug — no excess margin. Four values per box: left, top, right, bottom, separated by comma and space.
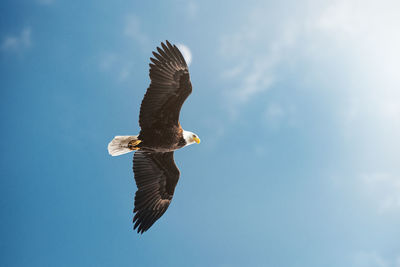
1, 0, 400, 266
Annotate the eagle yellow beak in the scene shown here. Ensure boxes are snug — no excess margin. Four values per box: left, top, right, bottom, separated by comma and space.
193, 136, 201, 144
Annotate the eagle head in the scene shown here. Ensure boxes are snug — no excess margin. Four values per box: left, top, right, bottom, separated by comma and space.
182, 130, 200, 146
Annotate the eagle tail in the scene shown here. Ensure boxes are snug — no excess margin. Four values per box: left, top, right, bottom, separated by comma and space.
108, 135, 141, 156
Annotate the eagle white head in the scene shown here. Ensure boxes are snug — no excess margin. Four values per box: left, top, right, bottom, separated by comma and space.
182, 130, 200, 146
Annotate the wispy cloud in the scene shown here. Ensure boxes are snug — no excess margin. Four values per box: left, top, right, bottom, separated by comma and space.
313, 1, 400, 159
221, 3, 400, 222
172, 0, 198, 20
185, 1, 198, 19
99, 53, 117, 71
218, 0, 400, 128
123, 15, 149, 47
331, 171, 400, 215
100, 14, 194, 83
359, 173, 400, 213
1, 27, 32, 53
97, 15, 148, 83
353, 251, 400, 267
98, 52, 134, 83
263, 103, 285, 130
218, 9, 299, 116
117, 66, 131, 83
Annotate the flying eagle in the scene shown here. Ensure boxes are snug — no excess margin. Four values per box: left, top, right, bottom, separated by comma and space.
107, 41, 200, 234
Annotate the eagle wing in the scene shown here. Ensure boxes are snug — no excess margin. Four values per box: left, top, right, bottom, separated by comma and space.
139, 41, 192, 129
132, 151, 180, 234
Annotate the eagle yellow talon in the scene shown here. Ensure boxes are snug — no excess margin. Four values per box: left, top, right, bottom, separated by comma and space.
128, 139, 142, 150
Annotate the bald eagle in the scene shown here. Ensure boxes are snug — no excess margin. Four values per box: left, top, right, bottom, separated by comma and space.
107, 41, 200, 234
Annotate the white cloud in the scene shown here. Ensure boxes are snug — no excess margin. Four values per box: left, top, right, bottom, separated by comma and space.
263, 102, 298, 131
354, 251, 388, 267
353, 251, 400, 267
173, 0, 198, 20
186, 1, 198, 19
124, 15, 149, 46
99, 53, 117, 71
1, 27, 31, 52
312, 1, 400, 162
312, 1, 400, 125
176, 43, 192, 66
220, 3, 400, 217
221, 63, 246, 80
359, 173, 400, 213
219, 1, 400, 125
103, 14, 196, 83
218, 0, 400, 170
98, 15, 150, 82
218, 9, 299, 114
98, 52, 134, 83
264, 103, 285, 127
117, 67, 131, 82
234, 60, 275, 102
314, 1, 365, 36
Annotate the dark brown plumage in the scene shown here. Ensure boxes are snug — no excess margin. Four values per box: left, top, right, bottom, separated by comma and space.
132, 151, 179, 233
139, 41, 192, 130
108, 40, 199, 234
131, 41, 197, 233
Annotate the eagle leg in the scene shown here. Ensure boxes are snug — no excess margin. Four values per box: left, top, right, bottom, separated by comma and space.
128, 139, 142, 150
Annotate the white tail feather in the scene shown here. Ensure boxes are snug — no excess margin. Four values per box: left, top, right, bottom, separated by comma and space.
108, 135, 139, 156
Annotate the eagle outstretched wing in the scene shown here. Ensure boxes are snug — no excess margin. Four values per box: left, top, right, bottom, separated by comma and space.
139, 41, 192, 129
132, 151, 180, 233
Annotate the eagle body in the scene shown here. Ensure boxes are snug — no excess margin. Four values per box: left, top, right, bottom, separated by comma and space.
137, 124, 185, 152
108, 41, 200, 234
